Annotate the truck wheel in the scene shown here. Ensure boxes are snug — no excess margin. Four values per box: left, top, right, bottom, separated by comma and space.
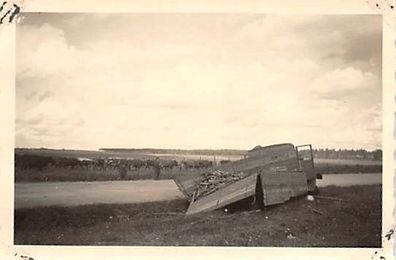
308, 186, 320, 195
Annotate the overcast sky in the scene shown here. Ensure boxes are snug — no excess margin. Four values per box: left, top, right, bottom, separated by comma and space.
16, 14, 382, 150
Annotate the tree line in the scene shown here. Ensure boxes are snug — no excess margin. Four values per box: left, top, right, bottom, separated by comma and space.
312, 148, 382, 161
14, 154, 219, 172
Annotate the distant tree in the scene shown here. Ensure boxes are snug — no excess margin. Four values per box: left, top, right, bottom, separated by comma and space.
15, 154, 55, 171
118, 163, 128, 180
373, 149, 382, 161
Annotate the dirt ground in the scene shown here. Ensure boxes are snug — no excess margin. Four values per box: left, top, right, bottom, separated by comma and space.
14, 180, 184, 209
14, 185, 382, 247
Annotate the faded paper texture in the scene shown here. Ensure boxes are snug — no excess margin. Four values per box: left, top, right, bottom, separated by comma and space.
0, 0, 394, 259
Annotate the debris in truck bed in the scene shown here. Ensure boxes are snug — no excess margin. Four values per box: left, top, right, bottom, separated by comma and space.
194, 170, 245, 200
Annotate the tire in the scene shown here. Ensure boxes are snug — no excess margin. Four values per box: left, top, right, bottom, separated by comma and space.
308, 186, 320, 195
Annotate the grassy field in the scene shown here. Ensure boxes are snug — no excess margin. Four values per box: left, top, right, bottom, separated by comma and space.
314, 158, 381, 165
14, 161, 381, 183
14, 167, 204, 182
15, 148, 244, 161
14, 148, 382, 182
314, 161, 381, 174
14, 185, 382, 247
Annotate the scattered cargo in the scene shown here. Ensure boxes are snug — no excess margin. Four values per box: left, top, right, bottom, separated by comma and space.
193, 170, 245, 200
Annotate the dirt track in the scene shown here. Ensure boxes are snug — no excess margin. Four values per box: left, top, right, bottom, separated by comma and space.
15, 173, 382, 209
15, 180, 183, 209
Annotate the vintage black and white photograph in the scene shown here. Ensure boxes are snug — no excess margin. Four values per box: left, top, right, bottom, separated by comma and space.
13, 13, 383, 247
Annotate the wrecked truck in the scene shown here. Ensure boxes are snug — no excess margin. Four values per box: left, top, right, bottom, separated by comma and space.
174, 143, 322, 215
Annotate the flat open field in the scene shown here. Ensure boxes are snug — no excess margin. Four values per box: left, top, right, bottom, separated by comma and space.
14, 185, 382, 247
14, 159, 382, 183
314, 158, 382, 165
14, 148, 382, 182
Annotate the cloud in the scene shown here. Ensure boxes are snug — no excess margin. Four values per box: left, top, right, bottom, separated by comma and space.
17, 23, 78, 78
38, 90, 54, 101
311, 67, 377, 99
15, 14, 382, 150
